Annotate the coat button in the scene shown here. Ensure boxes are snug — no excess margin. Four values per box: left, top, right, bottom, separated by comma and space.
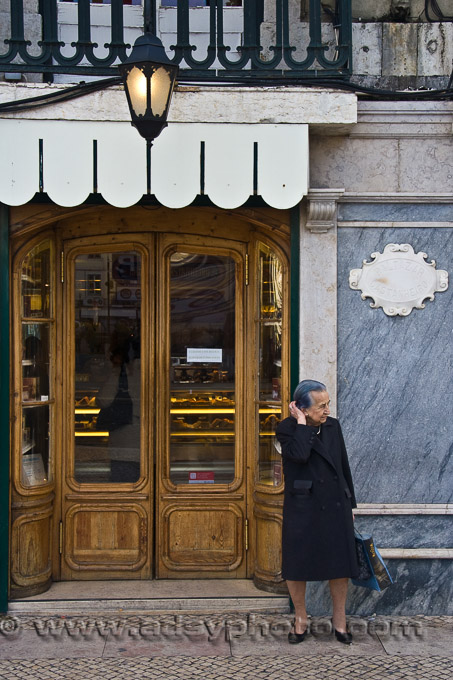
321, 505, 326, 510
333, 475, 338, 481
319, 479, 324, 484
336, 502, 341, 507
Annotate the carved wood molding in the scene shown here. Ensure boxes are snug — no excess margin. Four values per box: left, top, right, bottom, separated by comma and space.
306, 188, 345, 233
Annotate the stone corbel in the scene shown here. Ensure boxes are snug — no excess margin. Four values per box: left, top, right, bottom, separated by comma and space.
306, 188, 345, 233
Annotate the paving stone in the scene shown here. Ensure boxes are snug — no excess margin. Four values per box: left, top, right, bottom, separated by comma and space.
0, 614, 452, 679
0, 629, 106, 660
103, 632, 230, 657
1, 655, 453, 680
377, 624, 453, 657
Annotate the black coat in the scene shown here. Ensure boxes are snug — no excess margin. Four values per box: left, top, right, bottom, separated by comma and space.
276, 415, 359, 581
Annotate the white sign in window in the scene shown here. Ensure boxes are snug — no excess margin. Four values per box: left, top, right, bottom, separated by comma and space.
187, 348, 223, 363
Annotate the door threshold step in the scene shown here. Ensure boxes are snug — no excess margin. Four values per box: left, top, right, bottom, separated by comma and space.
9, 596, 290, 616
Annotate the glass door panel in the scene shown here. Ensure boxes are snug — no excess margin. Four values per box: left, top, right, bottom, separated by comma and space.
73, 252, 142, 484
20, 240, 54, 488
257, 244, 283, 486
169, 252, 236, 485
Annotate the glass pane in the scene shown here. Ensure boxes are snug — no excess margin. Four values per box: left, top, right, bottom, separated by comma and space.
21, 405, 51, 486
259, 322, 282, 402
21, 240, 52, 318
258, 246, 282, 402
257, 244, 283, 485
74, 252, 141, 484
258, 408, 282, 487
22, 323, 51, 402
169, 252, 236, 485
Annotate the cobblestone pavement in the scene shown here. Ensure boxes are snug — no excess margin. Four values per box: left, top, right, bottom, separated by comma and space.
0, 614, 451, 679
0, 655, 453, 680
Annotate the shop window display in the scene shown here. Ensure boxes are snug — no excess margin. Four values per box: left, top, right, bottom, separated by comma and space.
20, 240, 54, 487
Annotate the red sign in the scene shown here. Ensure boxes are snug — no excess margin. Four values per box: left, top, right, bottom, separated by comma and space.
188, 471, 215, 484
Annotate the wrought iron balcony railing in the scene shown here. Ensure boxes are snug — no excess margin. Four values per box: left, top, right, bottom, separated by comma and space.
0, 0, 352, 81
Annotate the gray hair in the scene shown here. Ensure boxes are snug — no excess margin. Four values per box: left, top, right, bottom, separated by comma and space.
293, 380, 327, 408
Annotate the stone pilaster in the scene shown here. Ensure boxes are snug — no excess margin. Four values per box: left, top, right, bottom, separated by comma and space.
299, 189, 344, 415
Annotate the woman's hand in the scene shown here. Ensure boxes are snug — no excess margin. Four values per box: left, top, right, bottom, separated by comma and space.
289, 401, 307, 425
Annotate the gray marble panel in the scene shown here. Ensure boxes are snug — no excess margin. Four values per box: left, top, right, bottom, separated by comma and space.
337, 227, 453, 504
305, 560, 453, 615
338, 203, 453, 222
355, 516, 453, 549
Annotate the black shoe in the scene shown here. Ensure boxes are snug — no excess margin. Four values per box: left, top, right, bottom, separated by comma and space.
288, 619, 307, 644
334, 628, 352, 645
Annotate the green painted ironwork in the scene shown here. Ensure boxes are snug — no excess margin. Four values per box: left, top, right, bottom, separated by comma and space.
0, 0, 352, 79
290, 206, 300, 396
0, 204, 9, 614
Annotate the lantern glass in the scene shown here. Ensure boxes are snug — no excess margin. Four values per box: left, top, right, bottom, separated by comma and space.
126, 66, 147, 117
151, 66, 172, 118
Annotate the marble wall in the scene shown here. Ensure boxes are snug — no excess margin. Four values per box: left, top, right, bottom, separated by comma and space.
309, 224, 453, 616
337, 226, 453, 505
306, 560, 453, 615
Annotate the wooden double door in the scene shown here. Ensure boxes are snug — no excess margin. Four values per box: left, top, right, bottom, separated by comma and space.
11, 206, 288, 595
61, 231, 250, 579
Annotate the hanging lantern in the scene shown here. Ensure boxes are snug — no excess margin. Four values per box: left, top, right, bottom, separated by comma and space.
119, 33, 178, 145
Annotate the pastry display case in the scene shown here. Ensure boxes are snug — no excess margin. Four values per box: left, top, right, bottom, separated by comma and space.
169, 251, 237, 486
169, 384, 236, 485
73, 379, 109, 483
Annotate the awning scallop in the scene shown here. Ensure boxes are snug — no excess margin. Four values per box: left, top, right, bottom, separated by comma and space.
0, 120, 308, 210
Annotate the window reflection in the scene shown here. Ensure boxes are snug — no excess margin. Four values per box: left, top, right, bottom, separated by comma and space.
21, 240, 51, 318
257, 244, 283, 486
169, 252, 236, 485
74, 252, 141, 484
20, 240, 53, 487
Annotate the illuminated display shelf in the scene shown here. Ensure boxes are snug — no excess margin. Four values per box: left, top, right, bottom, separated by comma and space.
170, 408, 281, 414
73, 393, 282, 437
170, 432, 278, 437
75, 431, 109, 437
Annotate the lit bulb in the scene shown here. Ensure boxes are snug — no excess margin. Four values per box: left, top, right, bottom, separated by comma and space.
126, 66, 147, 116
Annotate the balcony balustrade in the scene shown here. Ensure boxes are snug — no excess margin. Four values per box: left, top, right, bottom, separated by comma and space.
0, 0, 352, 81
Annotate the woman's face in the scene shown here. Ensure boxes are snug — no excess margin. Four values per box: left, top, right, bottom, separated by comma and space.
304, 390, 331, 426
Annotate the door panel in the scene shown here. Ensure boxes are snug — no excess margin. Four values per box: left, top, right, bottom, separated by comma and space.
156, 236, 247, 578
161, 503, 244, 571
61, 239, 152, 580
64, 504, 147, 571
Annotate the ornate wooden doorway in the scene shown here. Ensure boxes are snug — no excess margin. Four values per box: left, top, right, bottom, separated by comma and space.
10, 206, 289, 593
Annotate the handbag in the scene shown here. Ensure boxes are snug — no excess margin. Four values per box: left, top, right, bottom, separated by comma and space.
96, 364, 133, 432
352, 529, 393, 592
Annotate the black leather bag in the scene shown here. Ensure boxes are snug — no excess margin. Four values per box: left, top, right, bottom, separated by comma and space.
96, 364, 133, 432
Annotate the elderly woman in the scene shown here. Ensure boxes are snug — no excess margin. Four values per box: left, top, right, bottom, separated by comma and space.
276, 380, 359, 645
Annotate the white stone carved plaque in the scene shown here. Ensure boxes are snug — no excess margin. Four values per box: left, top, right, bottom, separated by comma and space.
349, 244, 448, 316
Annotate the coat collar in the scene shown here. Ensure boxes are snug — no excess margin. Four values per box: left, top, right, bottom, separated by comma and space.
309, 417, 340, 475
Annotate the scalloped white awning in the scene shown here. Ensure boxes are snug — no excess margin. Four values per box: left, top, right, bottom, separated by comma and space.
0, 119, 308, 210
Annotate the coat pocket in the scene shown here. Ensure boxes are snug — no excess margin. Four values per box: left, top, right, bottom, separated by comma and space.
344, 487, 352, 499
292, 480, 313, 495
